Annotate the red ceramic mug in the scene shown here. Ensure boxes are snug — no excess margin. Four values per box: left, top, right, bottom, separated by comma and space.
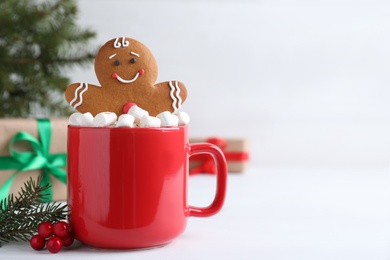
67, 125, 227, 249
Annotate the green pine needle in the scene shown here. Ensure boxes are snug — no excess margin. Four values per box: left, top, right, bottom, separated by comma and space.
0, 177, 68, 247
0, 0, 97, 117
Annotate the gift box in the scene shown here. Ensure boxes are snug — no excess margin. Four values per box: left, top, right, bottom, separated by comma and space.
0, 118, 68, 202
189, 137, 249, 174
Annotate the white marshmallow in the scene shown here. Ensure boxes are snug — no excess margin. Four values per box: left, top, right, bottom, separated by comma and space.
128, 105, 149, 124
93, 112, 117, 127
139, 115, 161, 128
116, 114, 135, 128
69, 112, 82, 126
176, 112, 190, 126
157, 111, 179, 127
76, 112, 94, 127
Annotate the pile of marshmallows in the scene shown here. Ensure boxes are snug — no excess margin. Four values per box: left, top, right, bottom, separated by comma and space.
69, 103, 190, 128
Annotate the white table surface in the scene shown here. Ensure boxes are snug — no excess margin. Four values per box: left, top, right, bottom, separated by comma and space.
0, 164, 387, 260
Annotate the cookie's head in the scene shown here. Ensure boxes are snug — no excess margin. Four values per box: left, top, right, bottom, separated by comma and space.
94, 37, 158, 88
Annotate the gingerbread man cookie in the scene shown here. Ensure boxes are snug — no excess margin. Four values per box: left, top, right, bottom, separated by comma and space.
65, 37, 187, 117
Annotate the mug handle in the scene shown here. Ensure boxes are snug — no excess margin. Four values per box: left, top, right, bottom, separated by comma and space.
188, 143, 228, 217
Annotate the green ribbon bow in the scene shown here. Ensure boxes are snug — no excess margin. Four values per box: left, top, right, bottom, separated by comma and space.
0, 118, 67, 202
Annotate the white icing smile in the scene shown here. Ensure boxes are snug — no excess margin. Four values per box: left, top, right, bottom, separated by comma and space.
112, 69, 144, 83
114, 73, 139, 83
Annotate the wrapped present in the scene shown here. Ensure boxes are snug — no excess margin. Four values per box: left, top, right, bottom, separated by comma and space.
0, 118, 68, 202
189, 137, 249, 174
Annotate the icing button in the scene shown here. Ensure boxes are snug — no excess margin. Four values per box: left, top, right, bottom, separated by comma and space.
123, 102, 137, 114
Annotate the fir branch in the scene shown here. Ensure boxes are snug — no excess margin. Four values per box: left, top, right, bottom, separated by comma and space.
0, 0, 97, 117
0, 177, 68, 247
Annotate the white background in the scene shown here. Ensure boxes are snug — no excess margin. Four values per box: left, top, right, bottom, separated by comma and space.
69, 0, 390, 168
26, 1, 388, 259
1, 167, 387, 260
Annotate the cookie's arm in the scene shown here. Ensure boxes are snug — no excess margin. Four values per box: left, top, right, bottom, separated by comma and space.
153, 80, 188, 114
64, 82, 105, 116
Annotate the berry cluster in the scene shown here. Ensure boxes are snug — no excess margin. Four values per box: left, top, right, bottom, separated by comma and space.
30, 221, 74, 253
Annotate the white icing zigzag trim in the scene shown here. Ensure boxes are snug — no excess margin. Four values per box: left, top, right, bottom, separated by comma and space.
69, 82, 84, 107
175, 81, 182, 109
70, 83, 89, 109
169, 81, 182, 112
73, 83, 88, 109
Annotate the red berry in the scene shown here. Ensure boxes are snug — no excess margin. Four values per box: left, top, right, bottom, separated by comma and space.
30, 235, 46, 250
46, 236, 63, 253
53, 221, 69, 237
38, 221, 53, 238
61, 233, 75, 247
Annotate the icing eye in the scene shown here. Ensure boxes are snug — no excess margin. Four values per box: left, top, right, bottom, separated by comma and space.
130, 58, 137, 64
114, 60, 120, 66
